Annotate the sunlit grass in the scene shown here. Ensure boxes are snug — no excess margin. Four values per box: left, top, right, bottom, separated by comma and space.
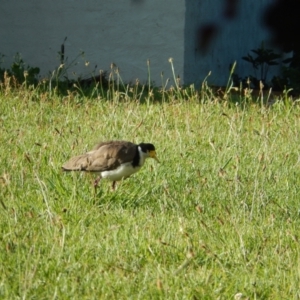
0, 80, 300, 299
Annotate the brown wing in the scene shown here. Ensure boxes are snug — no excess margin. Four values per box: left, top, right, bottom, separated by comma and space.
62, 141, 137, 172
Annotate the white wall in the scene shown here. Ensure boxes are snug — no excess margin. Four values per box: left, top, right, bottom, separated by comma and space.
0, 0, 280, 86
0, 0, 185, 86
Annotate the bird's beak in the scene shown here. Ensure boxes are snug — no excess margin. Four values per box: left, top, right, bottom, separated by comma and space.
149, 150, 160, 163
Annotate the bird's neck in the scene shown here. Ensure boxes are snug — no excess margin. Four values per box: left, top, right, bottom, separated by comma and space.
132, 146, 147, 167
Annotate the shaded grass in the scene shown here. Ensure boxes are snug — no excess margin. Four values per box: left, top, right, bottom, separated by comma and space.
0, 85, 300, 299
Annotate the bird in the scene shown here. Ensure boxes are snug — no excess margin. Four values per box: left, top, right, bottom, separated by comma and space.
62, 140, 159, 190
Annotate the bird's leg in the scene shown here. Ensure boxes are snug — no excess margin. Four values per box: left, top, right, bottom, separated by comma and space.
94, 176, 101, 187
112, 181, 117, 191
93, 176, 101, 194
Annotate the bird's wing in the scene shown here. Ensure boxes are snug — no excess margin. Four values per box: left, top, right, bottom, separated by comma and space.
62, 141, 137, 172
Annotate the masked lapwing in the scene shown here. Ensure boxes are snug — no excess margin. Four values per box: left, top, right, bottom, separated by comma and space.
62, 140, 159, 190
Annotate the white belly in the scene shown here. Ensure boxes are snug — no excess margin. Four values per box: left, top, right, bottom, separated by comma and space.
100, 162, 141, 181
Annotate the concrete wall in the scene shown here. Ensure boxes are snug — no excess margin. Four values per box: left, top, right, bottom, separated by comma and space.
0, 0, 277, 86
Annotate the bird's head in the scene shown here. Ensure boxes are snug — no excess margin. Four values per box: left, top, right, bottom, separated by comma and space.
139, 143, 160, 162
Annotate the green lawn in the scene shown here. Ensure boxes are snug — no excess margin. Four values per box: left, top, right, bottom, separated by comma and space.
0, 84, 300, 299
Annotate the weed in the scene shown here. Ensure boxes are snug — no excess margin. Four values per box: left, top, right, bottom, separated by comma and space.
0, 53, 40, 86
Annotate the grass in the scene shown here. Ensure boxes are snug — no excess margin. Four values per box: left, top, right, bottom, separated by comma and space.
0, 78, 300, 299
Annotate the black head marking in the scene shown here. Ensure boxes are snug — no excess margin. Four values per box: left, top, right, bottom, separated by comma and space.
138, 143, 156, 153
132, 143, 156, 167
